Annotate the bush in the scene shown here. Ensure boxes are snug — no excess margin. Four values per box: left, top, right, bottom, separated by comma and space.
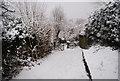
86, 1, 120, 50
1, 1, 52, 79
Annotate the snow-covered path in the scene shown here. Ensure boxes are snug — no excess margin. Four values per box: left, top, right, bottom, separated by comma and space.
14, 46, 88, 79
14, 45, 118, 79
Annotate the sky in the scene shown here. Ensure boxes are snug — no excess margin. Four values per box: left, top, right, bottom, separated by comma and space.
10, 0, 113, 2
9, 0, 112, 20
11, 0, 111, 20
46, 2, 104, 20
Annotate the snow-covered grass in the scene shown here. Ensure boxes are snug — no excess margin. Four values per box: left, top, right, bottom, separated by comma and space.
83, 45, 118, 79
13, 45, 118, 79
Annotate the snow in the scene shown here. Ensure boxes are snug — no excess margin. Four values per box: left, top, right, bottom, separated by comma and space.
97, 33, 101, 37
6, 28, 19, 39
19, 35, 24, 39
115, 38, 119, 42
80, 30, 85, 36
14, 45, 118, 79
14, 46, 88, 79
83, 45, 118, 79
66, 41, 70, 43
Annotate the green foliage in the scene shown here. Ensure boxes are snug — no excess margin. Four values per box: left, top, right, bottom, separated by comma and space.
79, 35, 87, 49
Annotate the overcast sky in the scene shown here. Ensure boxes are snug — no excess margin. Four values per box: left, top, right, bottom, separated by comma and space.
46, 2, 104, 20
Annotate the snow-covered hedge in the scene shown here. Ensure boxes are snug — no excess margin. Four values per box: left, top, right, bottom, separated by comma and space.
86, 1, 120, 50
1, 0, 52, 79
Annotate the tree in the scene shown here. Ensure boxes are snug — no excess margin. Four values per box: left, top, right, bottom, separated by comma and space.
86, 1, 120, 49
52, 6, 65, 48
17, 2, 52, 58
75, 18, 84, 26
